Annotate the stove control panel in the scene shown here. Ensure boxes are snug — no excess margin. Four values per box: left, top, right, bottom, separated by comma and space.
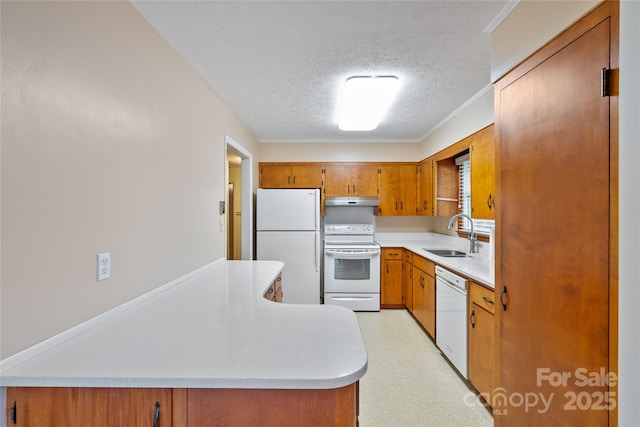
325, 224, 374, 235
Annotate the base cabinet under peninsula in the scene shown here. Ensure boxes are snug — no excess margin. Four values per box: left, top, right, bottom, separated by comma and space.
6, 384, 359, 427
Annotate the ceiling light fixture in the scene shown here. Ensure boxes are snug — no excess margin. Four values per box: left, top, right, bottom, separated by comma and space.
338, 75, 400, 131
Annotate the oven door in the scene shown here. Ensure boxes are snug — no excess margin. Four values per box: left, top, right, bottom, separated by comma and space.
323, 248, 380, 293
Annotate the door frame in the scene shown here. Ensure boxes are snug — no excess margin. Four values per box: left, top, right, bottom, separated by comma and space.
225, 135, 253, 260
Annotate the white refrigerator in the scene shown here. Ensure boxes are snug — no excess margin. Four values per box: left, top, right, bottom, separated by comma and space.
256, 188, 321, 304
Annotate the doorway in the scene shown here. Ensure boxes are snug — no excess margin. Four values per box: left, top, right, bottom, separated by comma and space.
225, 135, 253, 260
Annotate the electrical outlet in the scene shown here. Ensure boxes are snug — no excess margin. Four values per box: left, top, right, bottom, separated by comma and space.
97, 252, 111, 281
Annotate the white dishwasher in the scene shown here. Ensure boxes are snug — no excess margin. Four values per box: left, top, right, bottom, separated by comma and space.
435, 265, 469, 379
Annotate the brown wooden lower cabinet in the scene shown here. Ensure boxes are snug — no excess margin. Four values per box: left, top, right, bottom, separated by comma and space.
468, 282, 495, 406
411, 255, 436, 338
381, 248, 404, 308
5, 387, 173, 427
188, 384, 358, 427
6, 383, 358, 427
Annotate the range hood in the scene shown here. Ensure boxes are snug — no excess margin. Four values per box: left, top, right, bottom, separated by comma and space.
325, 196, 379, 207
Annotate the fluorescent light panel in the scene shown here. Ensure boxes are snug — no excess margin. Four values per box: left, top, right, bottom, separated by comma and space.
338, 76, 400, 131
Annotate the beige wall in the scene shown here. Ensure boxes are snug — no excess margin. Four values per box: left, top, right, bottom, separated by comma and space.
490, 0, 599, 82
417, 86, 494, 159
258, 141, 420, 163
0, 1, 259, 359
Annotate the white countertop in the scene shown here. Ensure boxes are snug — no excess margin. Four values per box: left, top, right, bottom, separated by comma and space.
375, 232, 495, 288
0, 261, 368, 390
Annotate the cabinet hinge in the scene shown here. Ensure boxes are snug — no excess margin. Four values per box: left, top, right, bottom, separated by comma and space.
601, 68, 611, 97
11, 401, 17, 424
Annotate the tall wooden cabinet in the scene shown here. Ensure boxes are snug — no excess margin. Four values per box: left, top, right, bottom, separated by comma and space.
494, 2, 616, 424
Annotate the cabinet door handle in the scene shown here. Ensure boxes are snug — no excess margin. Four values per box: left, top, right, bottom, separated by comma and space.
487, 194, 492, 210
153, 401, 161, 427
395, 201, 398, 211
482, 296, 495, 306
400, 201, 403, 211
470, 310, 476, 328
10, 401, 17, 424
500, 286, 508, 311
293, 176, 296, 185
386, 264, 389, 274
352, 184, 356, 194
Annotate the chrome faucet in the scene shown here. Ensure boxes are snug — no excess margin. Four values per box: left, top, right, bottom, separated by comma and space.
447, 213, 477, 253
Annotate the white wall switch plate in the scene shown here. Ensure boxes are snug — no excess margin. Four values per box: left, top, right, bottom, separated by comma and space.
97, 252, 111, 281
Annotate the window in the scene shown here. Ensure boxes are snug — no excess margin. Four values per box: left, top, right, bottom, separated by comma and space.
457, 154, 494, 235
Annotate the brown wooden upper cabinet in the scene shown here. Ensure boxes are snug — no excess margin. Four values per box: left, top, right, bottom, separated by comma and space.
324, 163, 378, 197
470, 125, 495, 219
259, 163, 324, 189
378, 164, 418, 216
417, 158, 434, 216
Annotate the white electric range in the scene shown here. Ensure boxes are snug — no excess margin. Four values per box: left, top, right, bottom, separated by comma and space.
323, 224, 381, 311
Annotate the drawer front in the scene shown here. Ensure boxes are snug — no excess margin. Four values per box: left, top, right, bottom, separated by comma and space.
383, 248, 403, 260
470, 282, 496, 314
413, 255, 435, 277
403, 250, 413, 264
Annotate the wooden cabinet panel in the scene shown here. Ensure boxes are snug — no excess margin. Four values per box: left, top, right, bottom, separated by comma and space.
469, 301, 495, 402
496, 9, 611, 424
379, 164, 418, 216
412, 262, 435, 339
351, 164, 378, 197
381, 248, 403, 307
187, 385, 357, 427
470, 125, 496, 219
398, 165, 417, 215
324, 163, 377, 197
418, 159, 434, 216
377, 165, 400, 215
6, 387, 172, 427
422, 273, 435, 338
413, 254, 435, 278
468, 282, 495, 404
260, 164, 292, 188
291, 164, 324, 188
324, 164, 351, 196
402, 254, 413, 311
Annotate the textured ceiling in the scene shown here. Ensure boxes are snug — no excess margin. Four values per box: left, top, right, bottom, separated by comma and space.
131, 1, 508, 143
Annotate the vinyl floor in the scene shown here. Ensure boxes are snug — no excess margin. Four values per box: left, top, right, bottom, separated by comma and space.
356, 309, 494, 427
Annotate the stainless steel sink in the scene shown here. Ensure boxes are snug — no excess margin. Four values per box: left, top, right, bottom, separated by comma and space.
424, 249, 468, 257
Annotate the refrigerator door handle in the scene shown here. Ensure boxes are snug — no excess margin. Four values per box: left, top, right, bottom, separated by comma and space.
315, 231, 320, 272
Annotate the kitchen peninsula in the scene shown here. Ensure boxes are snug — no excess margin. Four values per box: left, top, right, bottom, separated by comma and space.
1, 261, 366, 426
